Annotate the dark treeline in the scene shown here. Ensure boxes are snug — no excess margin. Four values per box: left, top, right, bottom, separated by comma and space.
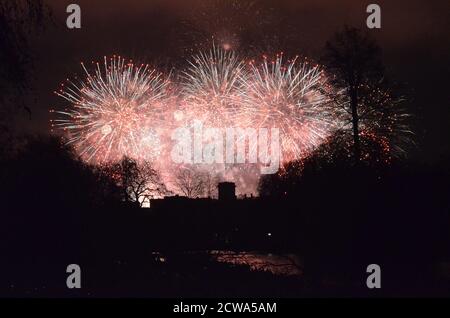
1, 135, 450, 297
0, 136, 117, 296
258, 149, 450, 295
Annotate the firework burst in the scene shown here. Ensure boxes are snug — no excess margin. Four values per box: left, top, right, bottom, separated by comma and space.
347, 84, 413, 161
241, 54, 341, 162
52, 47, 411, 196
180, 45, 250, 126
52, 56, 170, 163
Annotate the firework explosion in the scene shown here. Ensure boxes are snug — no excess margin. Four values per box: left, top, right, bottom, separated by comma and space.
241, 54, 341, 162
356, 84, 412, 159
181, 45, 249, 126
53, 47, 408, 195
52, 56, 170, 162
180, 0, 271, 53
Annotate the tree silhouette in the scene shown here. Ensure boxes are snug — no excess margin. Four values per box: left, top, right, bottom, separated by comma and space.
204, 173, 219, 198
173, 167, 212, 198
322, 26, 384, 163
0, 1, 51, 161
107, 157, 168, 207
0, 0, 51, 115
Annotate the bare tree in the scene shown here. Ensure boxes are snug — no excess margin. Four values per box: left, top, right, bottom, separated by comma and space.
108, 157, 168, 207
204, 173, 219, 198
322, 26, 383, 163
173, 168, 213, 198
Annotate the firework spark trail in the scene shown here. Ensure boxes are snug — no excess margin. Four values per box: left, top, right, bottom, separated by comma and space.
180, 45, 251, 127
52, 56, 170, 163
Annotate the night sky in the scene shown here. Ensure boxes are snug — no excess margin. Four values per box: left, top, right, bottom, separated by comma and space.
21, 0, 450, 163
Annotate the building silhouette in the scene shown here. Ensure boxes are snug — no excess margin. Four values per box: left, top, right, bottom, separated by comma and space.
218, 182, 236, 201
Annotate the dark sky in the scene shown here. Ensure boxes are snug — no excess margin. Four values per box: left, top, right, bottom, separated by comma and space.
22, 0, 450, 163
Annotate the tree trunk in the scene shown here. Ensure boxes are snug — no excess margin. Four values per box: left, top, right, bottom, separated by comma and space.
350, 86, 361, 163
